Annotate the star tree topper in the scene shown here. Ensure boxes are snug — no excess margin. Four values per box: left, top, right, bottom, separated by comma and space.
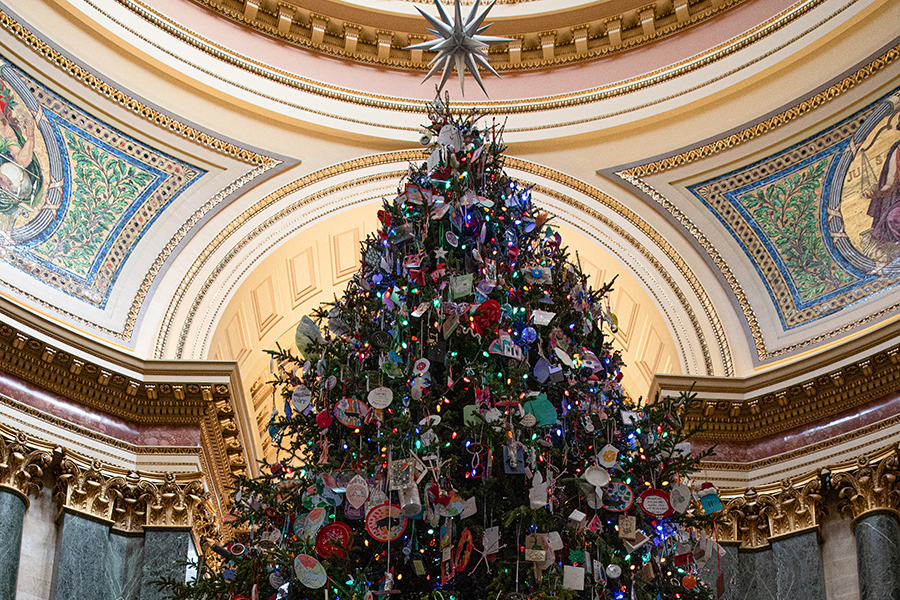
406, 0, 513, 96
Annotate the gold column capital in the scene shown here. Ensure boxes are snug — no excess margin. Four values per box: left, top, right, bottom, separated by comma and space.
758, 476, 823, 540
831, 445, 900, 520
0, 430, 51, 505
53, 450, 206, 532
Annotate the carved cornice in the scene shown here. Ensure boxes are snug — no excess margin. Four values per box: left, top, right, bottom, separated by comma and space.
831, 444, 900, 520
183, 0, 747, 72
0, 429, 51, 505
54, 450, 205, 532
0, 312, 250, 528
657, 325, 900, 442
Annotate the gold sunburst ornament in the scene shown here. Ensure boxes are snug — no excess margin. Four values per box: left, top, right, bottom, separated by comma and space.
406, 0, 513, 96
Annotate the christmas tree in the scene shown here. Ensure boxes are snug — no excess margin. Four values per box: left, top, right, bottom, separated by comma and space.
161, 96, 721, 600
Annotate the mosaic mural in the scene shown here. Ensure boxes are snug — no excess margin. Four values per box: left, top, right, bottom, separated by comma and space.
689, 90, 900, 330
0, 55, 204, 308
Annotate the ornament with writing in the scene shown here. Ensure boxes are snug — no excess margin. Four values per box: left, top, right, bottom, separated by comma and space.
316, 522, 353, 558
669, 482, 691, 513
698, 482, 724, 514
618, 514, 637, 540
637, 488, 674, 519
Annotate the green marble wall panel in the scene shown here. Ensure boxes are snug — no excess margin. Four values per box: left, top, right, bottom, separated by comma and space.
737, 547, 777, 600
770, 530, 826, 600
138, 529, 192, 600
50, 511, 110, 600
108, 531, 144, 600
854, 512, 900, 600
0, 489, 25, 600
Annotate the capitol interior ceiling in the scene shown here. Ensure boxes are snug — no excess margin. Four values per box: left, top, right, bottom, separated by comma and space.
0, 0, 896, 464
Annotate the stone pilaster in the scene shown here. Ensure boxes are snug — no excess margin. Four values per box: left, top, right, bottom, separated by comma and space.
832, 448, 900, 600
0, 431, 51, 600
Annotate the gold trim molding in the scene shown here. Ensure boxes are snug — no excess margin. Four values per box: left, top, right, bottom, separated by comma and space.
659, 320, 900, 442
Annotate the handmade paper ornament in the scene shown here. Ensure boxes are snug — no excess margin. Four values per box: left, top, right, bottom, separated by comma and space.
455, 528, 474, 571
583, 465, 610, 488
533, 356, 551, 382
294, 554, 327, 589
295, 316, 324, 356
569, 509, 587, 523
524, 534, 546, 562
368, 387, 393, 409
346, 475, 369, 509
605, 564, 622, 579
450, 273, 473, 298
488, 331, 524, 360
398, 485, 422, 518
669, 482, 691, 513
503, 444, 526, 474
519, 413, 537, 428
365, 503, 407, 542
316, 522, 353, 558
335, 397, 369, 428
622, 530, 651, 553
637, 488, 674, 519
471, 299, 501, 335
588, 515, 603, 533
523, 266, 552, 284
524, 394, 557, 427
303, 507, 327, 541
483, 526, 500, 556
459, 496, 477, 519
529, 472, 549, 509
618, 515, 636, 540
531, 309, 556, 326
602, 481, 635, 512
371, 330, 393, 348
563, 566, 585, 591
698, 482, 724, 514
291, 385, 312, 412
598, 444, 619, 467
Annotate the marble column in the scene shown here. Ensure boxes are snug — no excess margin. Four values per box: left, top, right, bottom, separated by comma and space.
853, 511, 900, 600
698, 542, 739, 600
0, 489, 26, 600
49, 510, 111, 600
138, 528, 193, 600
736, 547, 777, 600
770, 530, 827, 600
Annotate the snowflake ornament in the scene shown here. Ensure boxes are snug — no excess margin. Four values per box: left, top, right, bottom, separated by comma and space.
406, 0, 513, 96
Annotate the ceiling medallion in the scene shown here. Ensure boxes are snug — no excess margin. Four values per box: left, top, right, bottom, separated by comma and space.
406, 0, 512, 96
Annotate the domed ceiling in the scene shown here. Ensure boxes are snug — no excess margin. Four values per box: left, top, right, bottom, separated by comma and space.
0, 0, 898, 458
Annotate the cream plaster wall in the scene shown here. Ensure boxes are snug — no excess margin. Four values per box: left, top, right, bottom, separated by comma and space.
16, 484, 56, 600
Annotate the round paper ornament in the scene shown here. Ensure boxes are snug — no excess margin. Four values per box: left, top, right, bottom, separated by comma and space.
294, 554, 327, 589
269, 572, 285, 589
637, 488, 674, 519
520, 413, 537, 428
605, 564, 622, 579
601, 481, 634, 512
326, 375, 338, 389
669, 483, 691, 514
598, 444, 619, 467
368, 387, 393, 409
335, 397, 369, 428
553, 347, 573, 367
291, 385, 312, 412
365, 503, 407, 542
316, 521, 353, 558
585, 488, 603, 510
371, 331, 392, 348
